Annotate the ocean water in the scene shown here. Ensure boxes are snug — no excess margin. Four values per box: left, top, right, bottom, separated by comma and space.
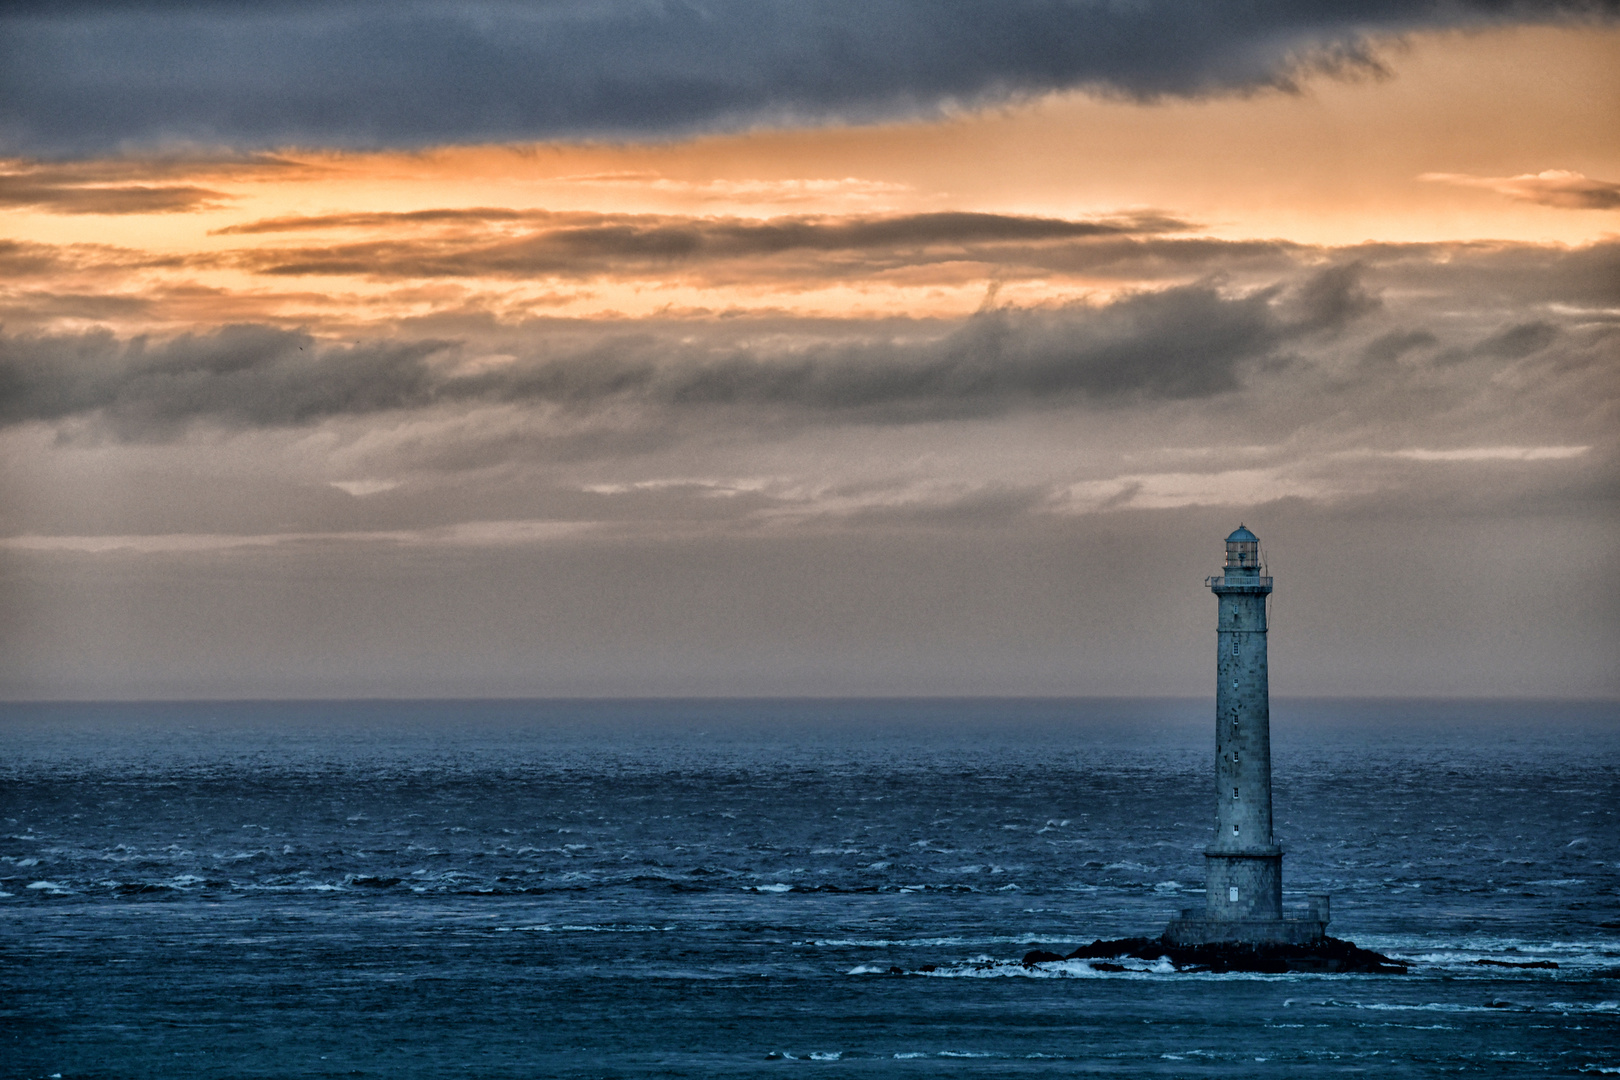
2, 697, 1617, 1078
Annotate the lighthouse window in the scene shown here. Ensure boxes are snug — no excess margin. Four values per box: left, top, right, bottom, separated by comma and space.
1229, 887, 1239, 902
1233, 749, 1240, 762
1232, 640, 1239, 655
1233, 824, 1240, 834
1233, 787, 1240, 799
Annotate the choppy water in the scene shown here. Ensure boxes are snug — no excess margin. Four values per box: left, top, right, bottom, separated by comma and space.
3, 698, 1617, 1077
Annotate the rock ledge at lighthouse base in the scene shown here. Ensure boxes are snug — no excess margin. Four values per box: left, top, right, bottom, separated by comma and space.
1021, 936, 1407, 974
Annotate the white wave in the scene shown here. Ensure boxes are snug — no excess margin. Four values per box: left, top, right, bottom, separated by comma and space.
813, 935, 1069, 948
918, 959, 1153, 979
1313, 1000, 1514, 1013
495, 924, 672, 933
1402, 949, 1567, 967
765, 1051, 843, 1061
751, 883, 792, 893
25, 880, 70, 893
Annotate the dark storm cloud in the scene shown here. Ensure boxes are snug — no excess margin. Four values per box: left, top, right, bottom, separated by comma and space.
0, 273, 1362, 436
228, 210, 1187, 279
1, 1, 1613, 154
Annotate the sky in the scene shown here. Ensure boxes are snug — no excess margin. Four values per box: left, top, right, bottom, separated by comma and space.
1, 1, 1616, 700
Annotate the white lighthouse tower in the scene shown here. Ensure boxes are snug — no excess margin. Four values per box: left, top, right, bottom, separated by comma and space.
1164, 525, 1329, 946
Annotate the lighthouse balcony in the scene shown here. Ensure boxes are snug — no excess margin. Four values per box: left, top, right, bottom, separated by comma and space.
1207, 575, 1272, 594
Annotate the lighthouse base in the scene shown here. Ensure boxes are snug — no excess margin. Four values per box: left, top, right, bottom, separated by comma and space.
1161, 913, 1327, 946
1163, 889, 1331, 946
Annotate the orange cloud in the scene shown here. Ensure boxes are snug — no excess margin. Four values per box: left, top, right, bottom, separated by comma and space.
1419, 170, 1620, 210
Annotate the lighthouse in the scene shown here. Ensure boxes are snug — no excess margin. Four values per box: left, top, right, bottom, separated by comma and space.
1164, 526, 1329, 946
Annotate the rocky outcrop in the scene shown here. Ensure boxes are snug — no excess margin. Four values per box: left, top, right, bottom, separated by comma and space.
1021, 935, 1407, 974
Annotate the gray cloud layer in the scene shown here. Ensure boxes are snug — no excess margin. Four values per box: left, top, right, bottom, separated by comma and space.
0, 269, 1377, 435
230, 209, 1190, 279
4, 239, 1615, 698
2, 1, 1613, 154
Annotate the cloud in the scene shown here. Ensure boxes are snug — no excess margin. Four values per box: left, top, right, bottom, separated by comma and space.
2, 1, 1611, 153
1384, 445, 1590, 461
1472, 320, 1560, 359
227, 209, 1188, 279
1420, 169, 1620, 210
0, 239, 71, 277
0, 325, 457, 433
0, 167, 228, 214
329, 479, 401, 497
213, 207, 546, 236
0, 519, 592, 554
1361, 329, 1438, 366
1057, 468, 1334, 513
0, 271, 1366, 436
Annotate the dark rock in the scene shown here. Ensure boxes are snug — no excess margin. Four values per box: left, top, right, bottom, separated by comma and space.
1473, 958, 1557, 969
350, 876, 401, 888
1022, 950, 1066, 965
1063, 935, 1406, 974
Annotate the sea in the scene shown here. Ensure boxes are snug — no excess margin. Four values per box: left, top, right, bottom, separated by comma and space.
2, 698, 1616, 1078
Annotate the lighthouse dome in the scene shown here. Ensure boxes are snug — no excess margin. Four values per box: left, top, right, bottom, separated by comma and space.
1226, 525, 1258, 543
